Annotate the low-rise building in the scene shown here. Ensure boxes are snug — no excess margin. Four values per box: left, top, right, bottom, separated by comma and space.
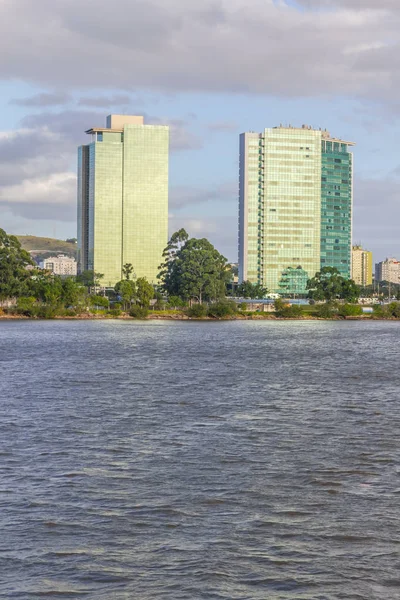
40, 255, 77, 276
375, 258, 400, 284
352, 245, 373, 286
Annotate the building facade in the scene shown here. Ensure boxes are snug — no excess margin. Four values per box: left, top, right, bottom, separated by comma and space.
77, 115, 169, 287
375, 258, 400, 284
352, 245, 373, 286
40, 255, 77, 276
238, 125, 354, 293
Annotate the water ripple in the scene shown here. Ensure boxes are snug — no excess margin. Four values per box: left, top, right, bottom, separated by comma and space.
0, 320, 399, 599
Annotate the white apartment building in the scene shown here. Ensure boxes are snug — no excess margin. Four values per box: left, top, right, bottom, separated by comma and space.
40, 255, 77, 276
375, 258, 400, 284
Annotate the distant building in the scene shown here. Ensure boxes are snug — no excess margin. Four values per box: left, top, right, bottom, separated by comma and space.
238, 125, 354, 293
40, 255, 77, 276
375, 258, 400, 284
352, 245, 373, 286
77, 114, 169, 287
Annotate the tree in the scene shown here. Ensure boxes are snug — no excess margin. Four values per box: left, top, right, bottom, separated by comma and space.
122, 263, 135, 280
236, 280, 268, 299
158, 231, 230, 303
307, 267, 360, 303
90, 295, 109, 309
158, 229, 189, 297
115, 279, 136, 311
33, 274, 64, 306
136, 277, 154, 307
76, 270, 104, 288
0, 228, 35, 299
61, 278, 87, 308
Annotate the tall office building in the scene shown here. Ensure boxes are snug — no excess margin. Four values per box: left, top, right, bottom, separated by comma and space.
238, 125, 354, 293
352, 245, 373, 286
77, 115, 169, 287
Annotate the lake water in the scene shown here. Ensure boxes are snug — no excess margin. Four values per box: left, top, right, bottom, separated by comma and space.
0, 320, 399, 599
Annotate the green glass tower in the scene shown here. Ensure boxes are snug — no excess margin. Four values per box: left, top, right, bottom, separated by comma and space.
239, 125, 354, 294
320, 138, 353, 278
77, 115, 169, 287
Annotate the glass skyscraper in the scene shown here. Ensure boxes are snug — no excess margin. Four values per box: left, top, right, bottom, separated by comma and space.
77, 115, 169, 287
238, 125, 354, 294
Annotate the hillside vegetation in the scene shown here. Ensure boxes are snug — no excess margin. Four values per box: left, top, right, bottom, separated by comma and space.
17, 236, 77, 259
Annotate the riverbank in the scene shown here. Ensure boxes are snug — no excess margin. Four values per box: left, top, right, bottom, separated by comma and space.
0, 312, 396, 321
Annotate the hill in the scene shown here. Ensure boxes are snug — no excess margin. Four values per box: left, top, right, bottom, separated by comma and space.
17, 236, 77, 260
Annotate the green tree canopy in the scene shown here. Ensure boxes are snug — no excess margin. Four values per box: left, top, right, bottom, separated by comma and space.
307, 267, 360, 302
61, 278, 87, 308
115, 279, 137, 310
136, 277, 154, 308
236, 280, 268, 299
0, 229, 35, 299
158, 231, 230, 303
76, 270, 104, 288
158, 229, 189, 297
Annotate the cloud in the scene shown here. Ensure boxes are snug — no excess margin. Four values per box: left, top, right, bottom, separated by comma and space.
10, 92, 71, 107
0, 0, 399, 101
294, 0, 398, 9
207, 121, 238, 133
77, 94, 133, 107
20, 109, 201, 151
353, 174, 400, 262
170, 182, 237, 209
0, 173, 76, 221
0, 109, 202, 224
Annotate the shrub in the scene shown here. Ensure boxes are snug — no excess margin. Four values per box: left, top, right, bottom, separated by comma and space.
315, 303, 336, 318
129, 305, 149, 319
108, 308, 122, 317
153, 300, 166, 310
387, 302, 400, 318
15, 297, 38, 317
90, 295, 109, 309
238, 302, 247, 311
207, 301, 237, 318
275, 302, 303, 318
37, 304, 60, 319
338, 304, 363, 317
186, 303, 208, 318
112, 302, 122, 310
373, 302, 400, 319
168, 296, 187, 309
274, 298, 285, 313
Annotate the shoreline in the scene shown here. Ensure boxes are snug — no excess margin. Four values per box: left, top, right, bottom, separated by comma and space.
0, 313, 398, 322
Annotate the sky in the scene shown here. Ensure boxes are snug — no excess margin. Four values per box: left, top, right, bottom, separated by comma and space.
0, 0, 399, 263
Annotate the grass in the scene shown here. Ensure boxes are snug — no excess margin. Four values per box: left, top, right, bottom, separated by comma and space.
17, 235, 77, 258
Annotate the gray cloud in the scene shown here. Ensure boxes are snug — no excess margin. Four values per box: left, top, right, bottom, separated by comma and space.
0, 109, 202, 223
0, 172, 77, 221
170, 182, 237, 209
207, 121, 238, 133
21, 109, 202, 152
353, 175, 400, 262
77, 94, 133, 107
0, 0, 399, 100
10, 92, 71, 107
295, 0, 398, 8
